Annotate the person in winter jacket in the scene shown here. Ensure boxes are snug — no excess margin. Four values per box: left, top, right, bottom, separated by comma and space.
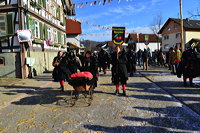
142, 49, 148, 70
172, 46, 182, 74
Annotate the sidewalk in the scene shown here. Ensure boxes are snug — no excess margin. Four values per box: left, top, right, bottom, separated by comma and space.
138, 65, 200, 115
0, 73, 63, 110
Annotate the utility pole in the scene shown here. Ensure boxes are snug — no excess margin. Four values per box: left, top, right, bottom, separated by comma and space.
179, 0, 184, 51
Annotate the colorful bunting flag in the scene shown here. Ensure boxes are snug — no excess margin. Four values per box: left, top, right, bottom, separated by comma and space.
103, 0, 106, 5
73, 0, 131, 8
79, 3, 84, 8
98, 0, 101, 5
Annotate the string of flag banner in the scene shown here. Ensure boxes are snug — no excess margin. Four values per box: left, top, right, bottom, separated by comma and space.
80, 32, 130, 36
69, 17, 112, 30
73, 0, 130, 8
69, 18, 132, 36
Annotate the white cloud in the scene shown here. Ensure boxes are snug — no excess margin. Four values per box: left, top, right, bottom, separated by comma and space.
132, 26, 154, 34
151, 0, 168, 6
77, 4, 146, 21
151, 0, 161, 5
108, 5, 146, 17
81, 33, 112, 42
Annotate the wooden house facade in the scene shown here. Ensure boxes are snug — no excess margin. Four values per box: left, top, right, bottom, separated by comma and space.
0, 0, 75, 78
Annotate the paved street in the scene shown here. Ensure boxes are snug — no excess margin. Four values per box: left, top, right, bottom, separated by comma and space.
0, 66, 200, 133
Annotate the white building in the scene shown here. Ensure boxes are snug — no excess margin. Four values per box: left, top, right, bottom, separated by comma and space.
158, 18, 200, 52
126, 33, 161, 52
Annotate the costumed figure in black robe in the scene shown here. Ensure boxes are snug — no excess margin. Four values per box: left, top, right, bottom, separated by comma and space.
81, 51, 99, 89
54, 52, 71, 91
111, 46, 128, 96
68, 51, 82, 74
126, 49, 137, 76
142, 49, 149, 70
52, 51, 62, 82
177, 47, 200, 87
98, 49, 108, 74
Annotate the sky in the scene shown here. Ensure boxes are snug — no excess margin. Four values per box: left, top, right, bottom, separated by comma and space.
72, 0, 200, 42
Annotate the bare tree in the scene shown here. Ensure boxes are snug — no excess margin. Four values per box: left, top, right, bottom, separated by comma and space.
188, 8, 200, 19
150, 13, 163, 37
150, 13, 163, 50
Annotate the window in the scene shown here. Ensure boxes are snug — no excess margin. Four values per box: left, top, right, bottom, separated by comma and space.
60, 11, 63, 23
46, 0, 50, 13
174, 25, 178, 29
164, 44, 169, 49
175, 33, 180, 39
34, 21, 39, 38
164, 35, 169, 40
0, 14, 14, 37
0, 57, 5, 66
0, 1, 5, 6
47, 27, 51, 40
0, 15, 6, 36
167, 26, 171, 31
54, 30, 57, 43
52, 7, 55, 17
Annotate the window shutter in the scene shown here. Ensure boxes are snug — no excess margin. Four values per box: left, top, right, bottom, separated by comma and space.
6, 14, 14, 35
56, 8, 60, 20
58, 31, 61, 44
64, 34, 66, 45
44, 24, 48, 39
63, 15, 65, 25
43, 24, 46, 40
39, 22, 44, 40
38, 0, 42, 7
43, 0, 46, 8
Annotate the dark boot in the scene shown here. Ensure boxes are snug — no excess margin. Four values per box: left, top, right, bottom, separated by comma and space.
184, 81, 187, 87
115, 90, 119, 95
189, 78, 194, 87
190, 81, 194, 87
60, 85, 64, 91
130, 73, 133, 77
123, 90, 126, 96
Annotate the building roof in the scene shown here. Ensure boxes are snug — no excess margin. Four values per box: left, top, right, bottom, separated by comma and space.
67, 42, 80, 48
127, 33, 161, 43
186, 38, 200, 48
96, 43, 107, 48
66, 19, 82, 34
158, 18, 200, 34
